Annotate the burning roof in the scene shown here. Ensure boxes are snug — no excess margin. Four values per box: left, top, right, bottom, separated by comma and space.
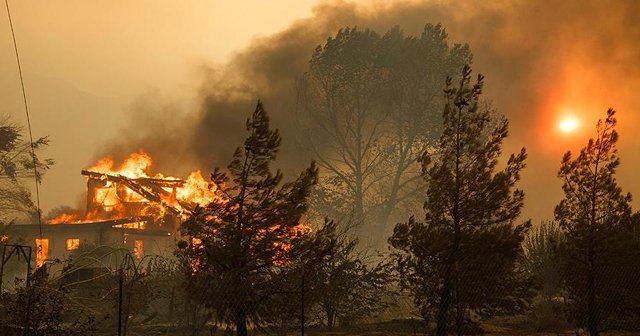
48, 151, 221, 229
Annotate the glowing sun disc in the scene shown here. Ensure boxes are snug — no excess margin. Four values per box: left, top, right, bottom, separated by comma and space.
559, 118, 578, 133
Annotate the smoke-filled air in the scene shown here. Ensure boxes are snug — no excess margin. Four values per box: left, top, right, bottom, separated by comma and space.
1, 1, 640, 335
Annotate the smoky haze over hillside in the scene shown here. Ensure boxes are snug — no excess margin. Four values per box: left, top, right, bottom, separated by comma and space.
98, 0, 640, 223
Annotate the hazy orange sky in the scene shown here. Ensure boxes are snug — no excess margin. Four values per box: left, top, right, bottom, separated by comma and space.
1, 0, 639, 225
0, 0, 320, 215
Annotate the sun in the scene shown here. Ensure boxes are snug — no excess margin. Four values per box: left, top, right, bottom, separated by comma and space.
558, 117, 578, 133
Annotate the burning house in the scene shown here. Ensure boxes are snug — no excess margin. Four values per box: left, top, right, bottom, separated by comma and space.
7, 152, 219, 269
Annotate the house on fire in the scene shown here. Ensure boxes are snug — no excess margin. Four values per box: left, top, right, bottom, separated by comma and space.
6, 168, 196, 269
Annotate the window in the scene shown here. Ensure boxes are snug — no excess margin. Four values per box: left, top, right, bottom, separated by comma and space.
35, 238, 49, 268
66, 238, 80, 251
134, 240, 144, 259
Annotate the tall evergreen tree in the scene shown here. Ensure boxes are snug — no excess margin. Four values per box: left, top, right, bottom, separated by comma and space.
554, 108, 640, 335
180, 101, 322, 336
390, 65, 533, 336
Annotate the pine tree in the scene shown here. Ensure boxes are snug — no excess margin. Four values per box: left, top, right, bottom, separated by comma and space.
180, 101, 321, 336
554, 108, 640, 334
390, 65, 534, 336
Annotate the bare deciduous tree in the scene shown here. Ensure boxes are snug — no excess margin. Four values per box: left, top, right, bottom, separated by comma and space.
298, 24, 471, 246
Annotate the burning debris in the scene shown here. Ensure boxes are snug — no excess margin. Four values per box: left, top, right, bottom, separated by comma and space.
48, 151, 222, 231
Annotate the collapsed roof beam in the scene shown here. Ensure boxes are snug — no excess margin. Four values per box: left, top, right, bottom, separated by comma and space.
81, 170, 188, 216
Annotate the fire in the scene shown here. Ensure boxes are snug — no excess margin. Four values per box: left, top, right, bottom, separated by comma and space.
87, 152, 153, 179
48, 150, 223, 226
35, 238, 49, 268
47, 150, 311, 270
48, 213, 82, 224
177, 170, 219, 207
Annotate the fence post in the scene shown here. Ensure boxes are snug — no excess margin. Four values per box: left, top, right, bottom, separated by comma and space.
301, 265, 305, 336
118, 267, 123, 336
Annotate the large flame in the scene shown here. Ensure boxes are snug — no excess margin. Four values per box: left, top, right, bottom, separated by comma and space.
177, 170, 219, 207
48, 150, 310, 267
88, 151, 155, 179
48, 151, 221, 225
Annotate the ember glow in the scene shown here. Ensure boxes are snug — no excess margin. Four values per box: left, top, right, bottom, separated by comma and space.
48, 151, 222, 225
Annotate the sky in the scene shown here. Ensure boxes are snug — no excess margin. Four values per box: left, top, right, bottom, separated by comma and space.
0, 0, 318, 215
1, 0, 639, 225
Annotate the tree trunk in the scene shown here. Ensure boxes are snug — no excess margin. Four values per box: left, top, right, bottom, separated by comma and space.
435, 263, 454, 336
376, 202, 393, 246
436, 104, 462, 336
587, 245, 599, 336
587, 155, 599, 336
236, 310, 248, 336
437, 239, 459, 336
422, 312, 430, 336
455, 266, 462, 336
375, 142, 409, 246
355, 174, 364, 224
168, 286, 175, 322
327, 309, 336, 331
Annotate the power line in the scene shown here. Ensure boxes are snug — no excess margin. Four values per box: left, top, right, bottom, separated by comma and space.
4, 0, 43, 241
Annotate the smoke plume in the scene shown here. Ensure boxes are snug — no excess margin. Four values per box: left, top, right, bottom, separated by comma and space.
99, 0, 640, 221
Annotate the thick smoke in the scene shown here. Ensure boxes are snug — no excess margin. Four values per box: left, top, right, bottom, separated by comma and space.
99, 0, 640, 221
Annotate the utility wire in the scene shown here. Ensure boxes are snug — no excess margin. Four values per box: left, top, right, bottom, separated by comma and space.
4, 0, 43, 241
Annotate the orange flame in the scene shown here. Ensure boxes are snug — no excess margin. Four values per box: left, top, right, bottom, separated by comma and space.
48, 213, 82, 224
48, 150, 223, 225
87, 151, 153, 178
48, 150, 311, 268
176, 170, 218, 207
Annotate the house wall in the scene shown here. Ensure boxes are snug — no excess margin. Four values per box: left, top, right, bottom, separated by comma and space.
124, 231, 176, 259
4, 224, 176, 269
